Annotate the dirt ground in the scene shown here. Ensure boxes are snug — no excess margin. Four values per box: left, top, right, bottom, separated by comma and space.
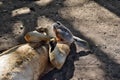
0, 0, 120, 80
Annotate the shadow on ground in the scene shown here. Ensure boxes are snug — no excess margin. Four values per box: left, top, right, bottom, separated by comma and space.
94, 0, 120, 17
0, 0, 120, 80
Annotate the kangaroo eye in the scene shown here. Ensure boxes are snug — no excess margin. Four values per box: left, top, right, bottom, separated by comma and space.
56, 21, 61, 25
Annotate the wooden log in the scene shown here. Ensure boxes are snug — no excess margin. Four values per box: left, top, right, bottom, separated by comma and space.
0, 43, 51, 80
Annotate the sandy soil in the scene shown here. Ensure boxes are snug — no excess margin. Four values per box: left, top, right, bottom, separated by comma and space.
0, 0, 120, 80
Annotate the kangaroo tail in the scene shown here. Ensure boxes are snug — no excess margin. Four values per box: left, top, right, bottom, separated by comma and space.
73, 36, 90, 49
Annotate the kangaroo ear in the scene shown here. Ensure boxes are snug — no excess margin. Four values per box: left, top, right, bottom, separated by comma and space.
73, 36, 90, 49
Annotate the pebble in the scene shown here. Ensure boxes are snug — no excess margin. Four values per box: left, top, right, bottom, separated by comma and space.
0, 2, 3, 6
12, 7, 31, 16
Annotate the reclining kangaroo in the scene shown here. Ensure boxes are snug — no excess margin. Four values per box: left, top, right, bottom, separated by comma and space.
0, 21, 89, 80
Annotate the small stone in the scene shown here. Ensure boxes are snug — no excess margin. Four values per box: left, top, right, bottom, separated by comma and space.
0, 2, 3, 6
12, 7, 31, 16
